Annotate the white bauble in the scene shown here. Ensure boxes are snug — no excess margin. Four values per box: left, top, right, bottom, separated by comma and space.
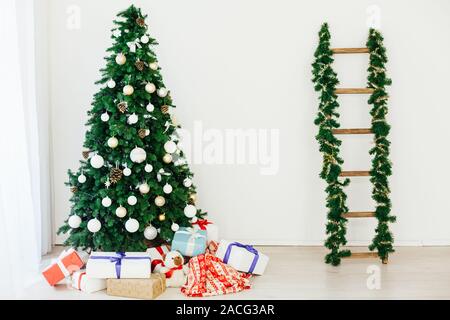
140, 35, 149, 44
101, 112, 110, 122
127, 113, 138, 125
139, 183, 150, 194
77, 174, 86, 184
107, 79, 116, 88
183, 178, 193, 187
144, 225, 158, 240
127, 195, 137, 206
145, 83, 156, 93
144, 164, 153, 173
107, 137, 119, 149
102, 196, 112, 208
115, 206, 127, 218
90, 155, 104, 169
123, 167, 132, 176
125, 218, 139, 233
157, 87, 168, 97
149, 62, 158, 70
154, 196, 165, 207
145, 129, 150, 136
130, 147, 146, 163
163, 183, 173, 194
68, 215, 82, 228
146, 103, 154, 112
123, 85, 134, 96
115, 53, 126, 65
87, 218, 101, 233
162, 154, 172, 163
171, 223, 180, 232
184, 204, 197, 218
164, 141, 177, 154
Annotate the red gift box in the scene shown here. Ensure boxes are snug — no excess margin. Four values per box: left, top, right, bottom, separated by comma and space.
42, 249, 85, 286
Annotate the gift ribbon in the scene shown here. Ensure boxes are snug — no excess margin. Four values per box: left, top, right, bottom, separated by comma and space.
90, 252, 150, 278
192, 219, 212, 231
49, 248, 75, 277
178, 228, 206, 256
223, 242, 259, 273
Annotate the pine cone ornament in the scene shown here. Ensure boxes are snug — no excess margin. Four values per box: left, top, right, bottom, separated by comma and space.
70, 186, 78, 193
117, 102, 128, 113
161, 105, 169, 114
138, 128, 147, 139
110, 168, 123, 184
136, 17, 145, 27
82, 150, 91, 159
135, 60, 145, 71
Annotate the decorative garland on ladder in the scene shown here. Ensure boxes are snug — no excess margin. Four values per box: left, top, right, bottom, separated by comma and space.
312, 23, 351, 266
367, 28, 396, 262
312, 24, 395, 265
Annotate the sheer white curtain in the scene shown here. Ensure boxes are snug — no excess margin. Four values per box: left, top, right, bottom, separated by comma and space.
0, 0, 51, 298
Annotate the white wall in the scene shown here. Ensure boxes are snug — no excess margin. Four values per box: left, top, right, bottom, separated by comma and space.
48, 0, 450, 245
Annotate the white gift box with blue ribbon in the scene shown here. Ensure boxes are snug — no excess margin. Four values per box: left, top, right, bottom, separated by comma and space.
215, 240, 269, 275
171, 227, 207, 257
86, 252, 151, 279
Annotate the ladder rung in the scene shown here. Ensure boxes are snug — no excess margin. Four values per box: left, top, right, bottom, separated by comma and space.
332, 128, 373, 135
342, 211, 375, 218
335, 88, 374, 94
344, 252, 378, 259
339, 171, 370, 177
332, 47, 369, 54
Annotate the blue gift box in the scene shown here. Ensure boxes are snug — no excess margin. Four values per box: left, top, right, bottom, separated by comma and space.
171, 227, 207, 257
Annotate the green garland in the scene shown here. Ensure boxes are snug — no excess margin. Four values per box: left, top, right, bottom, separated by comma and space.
312, 23, 351, 266
312, 25, 395, 265
367, 29, 396, 261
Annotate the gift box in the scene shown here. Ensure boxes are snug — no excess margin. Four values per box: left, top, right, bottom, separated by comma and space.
86, 252, 151, 279
106, 273, 166, 300
192, 219, 219, 242
71, 270, 106, 293
215, 240, 269, 275
146, 245, 170, 272
171, 227, 207, 257
42, 248, 86, 286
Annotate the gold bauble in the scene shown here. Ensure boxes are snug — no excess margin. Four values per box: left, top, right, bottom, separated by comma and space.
163, 153, 172, 163
158, 213, 166, 221
189, 193, 197, 204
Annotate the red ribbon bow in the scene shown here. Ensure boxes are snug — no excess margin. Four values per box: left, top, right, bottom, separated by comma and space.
192, 219, 212, 230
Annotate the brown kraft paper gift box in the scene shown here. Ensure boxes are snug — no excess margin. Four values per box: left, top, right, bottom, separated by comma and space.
106, 273, 166, 299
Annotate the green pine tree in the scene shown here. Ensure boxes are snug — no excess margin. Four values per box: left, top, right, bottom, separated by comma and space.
367, 28, 395, 261
312, 23, 351, 266
58, 5, 205, 251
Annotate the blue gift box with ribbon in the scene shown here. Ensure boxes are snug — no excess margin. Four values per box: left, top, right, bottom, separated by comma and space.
171, 227, 207, 257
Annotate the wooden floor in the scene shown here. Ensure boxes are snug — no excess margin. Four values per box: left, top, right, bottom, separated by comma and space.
20, 246, 450, 300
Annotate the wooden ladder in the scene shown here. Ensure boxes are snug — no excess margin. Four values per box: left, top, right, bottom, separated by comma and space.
331, 47, 387, 264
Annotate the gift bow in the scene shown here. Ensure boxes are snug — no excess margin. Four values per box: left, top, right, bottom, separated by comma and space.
192, 219, 212, 231
223, 242, 259, 273
90, 252, 150, 278
127, 39, 142, 53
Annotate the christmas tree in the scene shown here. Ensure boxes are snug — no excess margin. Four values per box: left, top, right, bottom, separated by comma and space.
58, 5, 204, 251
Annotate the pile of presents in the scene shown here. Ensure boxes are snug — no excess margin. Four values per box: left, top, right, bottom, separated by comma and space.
42, 220, 269, 299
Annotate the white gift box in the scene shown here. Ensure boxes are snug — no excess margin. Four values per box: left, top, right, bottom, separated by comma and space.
215, 240, 269, 275
192, 220, 219, 243
71, 270, 106, 293
146, 245, 170, 272
86, 252, 151, 279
